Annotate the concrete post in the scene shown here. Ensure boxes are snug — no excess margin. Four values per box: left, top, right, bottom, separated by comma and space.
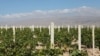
78, 25, 81, 51
50, 22, 54, 49
92, 25, 95, 56
13, 26, 15, 43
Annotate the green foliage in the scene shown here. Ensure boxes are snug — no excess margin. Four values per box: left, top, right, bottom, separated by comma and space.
54, 28, 78, 48
95, 28, 100, 49
81, 28, 92, 48
32, 49, 63, 56
69, 49, 88, 56
0, 27, 99, 56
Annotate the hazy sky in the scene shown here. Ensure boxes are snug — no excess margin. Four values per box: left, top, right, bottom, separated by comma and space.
0, 0, 100, 25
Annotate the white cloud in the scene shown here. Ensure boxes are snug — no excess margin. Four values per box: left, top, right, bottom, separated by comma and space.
1, 6, 100, 19
0, 6, 100, 25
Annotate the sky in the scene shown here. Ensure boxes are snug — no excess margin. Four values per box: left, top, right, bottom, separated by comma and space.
0, 0, 100, 14
0, 0, 100, 26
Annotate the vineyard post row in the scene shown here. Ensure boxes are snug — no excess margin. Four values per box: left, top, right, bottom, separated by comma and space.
0, 23, 95, 55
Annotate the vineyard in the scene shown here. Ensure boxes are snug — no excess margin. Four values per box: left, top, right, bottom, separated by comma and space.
0, 24, 100, 56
